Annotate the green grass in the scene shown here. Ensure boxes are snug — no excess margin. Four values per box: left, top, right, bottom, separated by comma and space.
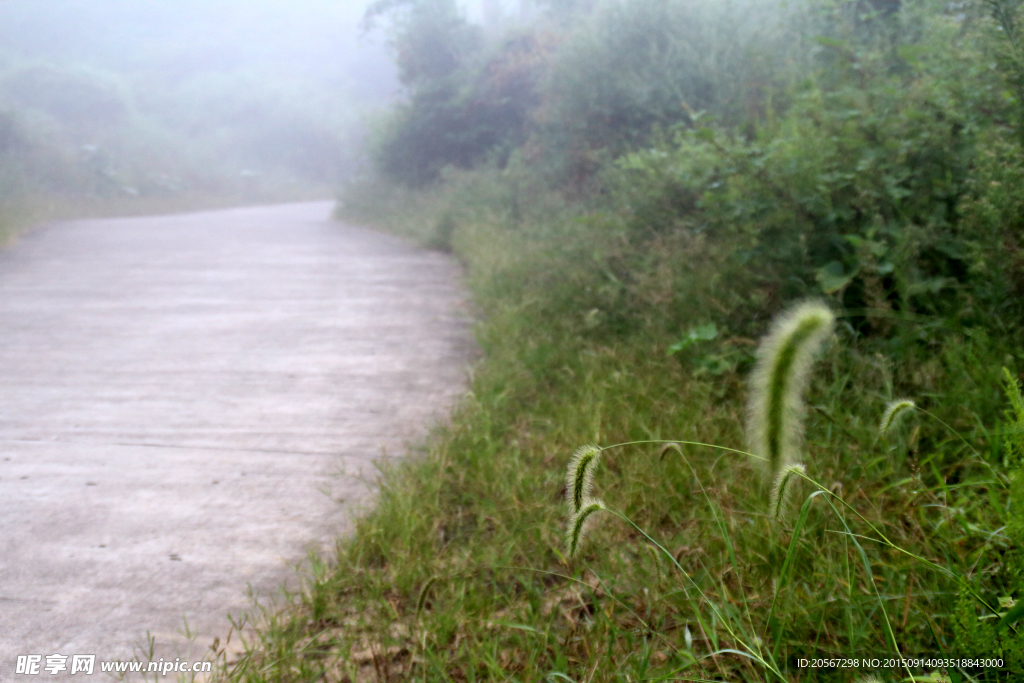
198, 175, 1023, 682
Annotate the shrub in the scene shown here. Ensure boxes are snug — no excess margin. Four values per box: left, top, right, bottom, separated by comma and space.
533, 0, 803, 184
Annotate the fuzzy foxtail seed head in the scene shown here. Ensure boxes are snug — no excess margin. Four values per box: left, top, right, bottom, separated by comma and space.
854, 677, 883, 683
566, 444, 602, 515
747, 300, 835, 476
415, 576, 437, 621
769, 463, 806, 522
879, 399, 916, 438
567, 499, 606, 558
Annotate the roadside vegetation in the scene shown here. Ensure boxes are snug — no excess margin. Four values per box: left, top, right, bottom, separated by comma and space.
209, 0, 1024, 681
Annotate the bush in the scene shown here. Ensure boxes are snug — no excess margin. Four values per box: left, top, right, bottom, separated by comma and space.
532, 0, 803, 184
369, 19, 554, 185
604, 9, 1011, 347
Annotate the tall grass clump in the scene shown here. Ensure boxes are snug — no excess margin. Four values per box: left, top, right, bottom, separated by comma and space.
552, 302, 1015, 680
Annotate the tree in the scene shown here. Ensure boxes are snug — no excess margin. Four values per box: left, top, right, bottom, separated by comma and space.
364, 0, 480, 88
365, 0, 549, 185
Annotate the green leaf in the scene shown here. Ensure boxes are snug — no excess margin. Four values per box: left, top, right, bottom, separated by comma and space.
668, 323, 718, 354
996, 600, 1024, 629
907, 277, 949, 296
845, 234, 888, 258
815, 36, 849, 50
769, 490, 827, 660
816, 261, 856, 294
897, 44, 929, 65
690, 322, 719, 341
886, 186, 913, 200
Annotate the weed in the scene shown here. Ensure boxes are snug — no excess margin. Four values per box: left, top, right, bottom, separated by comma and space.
565, 444, 601, 514
746, 300, 834, 476
879, 398, 917, 439
769, 463, 806, 523
566, 499, 606, 559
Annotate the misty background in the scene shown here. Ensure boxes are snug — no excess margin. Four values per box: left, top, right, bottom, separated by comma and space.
0, 0, 539, 209
0, 0, 412, 206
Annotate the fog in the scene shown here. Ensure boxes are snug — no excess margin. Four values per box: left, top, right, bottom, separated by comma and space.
0, 0, 405, 201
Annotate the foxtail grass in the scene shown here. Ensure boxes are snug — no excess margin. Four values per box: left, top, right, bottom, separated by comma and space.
747, 300, 835, 476
879, 398, 916, 438
769, 463, 806, 522
566, 444, 601, 514
415, 577, 438, 621
567, 499, 606, 558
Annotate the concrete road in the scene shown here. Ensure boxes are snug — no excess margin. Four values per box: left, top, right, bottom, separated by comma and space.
0, 202, 473, 678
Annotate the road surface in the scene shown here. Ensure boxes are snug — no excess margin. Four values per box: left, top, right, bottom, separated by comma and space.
0, 201, 473, 678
